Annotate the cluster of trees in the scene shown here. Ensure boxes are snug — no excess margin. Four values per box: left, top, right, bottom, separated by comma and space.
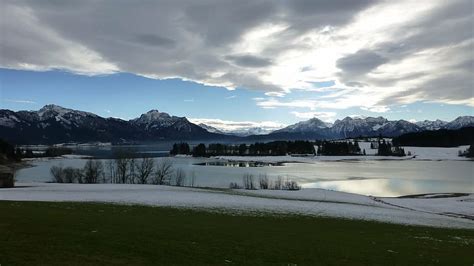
171, 141, 315, 157
376, 140, 406, 156
316, 141, 363, 156
50, 150, 196, 186
229, 174, 301, 191
169, 143, 191, 155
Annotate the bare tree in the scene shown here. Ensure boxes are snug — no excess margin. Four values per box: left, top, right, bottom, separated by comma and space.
258, 173, 269, 189
243, 173, 256, 190
174, 168, 186, 186
129, 157, 137, 184
153, 159, 173, 185
189, 170, 196, 187
83, 159, 104, 184
273, 176, 283, 190
50, 165, 64, 183
114, 149, 132, 184
136, 156, 155, 184
106, 160, 116, 183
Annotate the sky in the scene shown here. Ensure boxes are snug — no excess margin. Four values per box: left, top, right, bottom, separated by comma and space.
0, 0, 473, 132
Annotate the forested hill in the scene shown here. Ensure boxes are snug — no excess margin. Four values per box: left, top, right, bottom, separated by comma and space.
392, 127, 474, 147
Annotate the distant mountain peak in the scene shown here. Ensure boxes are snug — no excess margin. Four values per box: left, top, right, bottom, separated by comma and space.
133, 109, 174, 124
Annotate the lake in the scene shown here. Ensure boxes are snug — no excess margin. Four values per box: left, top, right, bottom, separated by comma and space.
14, 143, 473, 197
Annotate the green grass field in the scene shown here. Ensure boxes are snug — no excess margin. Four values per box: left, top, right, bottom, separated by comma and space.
0, 201, 472, 265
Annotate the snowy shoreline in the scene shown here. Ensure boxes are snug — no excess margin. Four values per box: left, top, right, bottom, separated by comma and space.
1, 182, 473, 229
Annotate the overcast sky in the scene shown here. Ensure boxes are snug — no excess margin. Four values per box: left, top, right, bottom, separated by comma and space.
0, 0, 473, 131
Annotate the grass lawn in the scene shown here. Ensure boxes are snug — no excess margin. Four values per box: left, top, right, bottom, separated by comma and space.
0, 201, 472, 265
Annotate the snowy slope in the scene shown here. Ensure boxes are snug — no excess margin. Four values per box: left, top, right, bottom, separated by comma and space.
444, 116, 474, 129
1, 183, 473, 229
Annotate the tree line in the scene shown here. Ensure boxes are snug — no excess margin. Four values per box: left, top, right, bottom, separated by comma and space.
171, 141, 316, 157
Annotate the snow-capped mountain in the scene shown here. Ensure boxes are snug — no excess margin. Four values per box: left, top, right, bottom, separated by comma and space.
131, 110, 180, 129
415, 119, 448, 131
0, 105, 230, 144
0, 104, 472, 144
266, 115, 474, 139
275, 118, 329, 133
444, 116, 474, 130
330, 116, 389, 138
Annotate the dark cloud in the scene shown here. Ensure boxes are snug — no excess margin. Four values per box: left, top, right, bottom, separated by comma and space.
135, 34, 175, 48
225, 54, 272, 68
336, 50, 388, 77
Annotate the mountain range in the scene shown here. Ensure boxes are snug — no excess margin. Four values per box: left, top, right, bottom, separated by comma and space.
0, 104, 473, 144
0, 105, 227, 144
263, 116, 474, 140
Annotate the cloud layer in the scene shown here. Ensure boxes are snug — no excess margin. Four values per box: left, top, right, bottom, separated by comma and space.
1, 0, 473, 113
189, 118, 285, 133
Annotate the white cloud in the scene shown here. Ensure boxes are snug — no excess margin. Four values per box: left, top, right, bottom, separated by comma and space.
360, 106, 390, 113
4, 99, 37, 104
290, 111, 336, 122
183, 99, 195, 102
189, 118, 285, 133
1, 0, 473, 111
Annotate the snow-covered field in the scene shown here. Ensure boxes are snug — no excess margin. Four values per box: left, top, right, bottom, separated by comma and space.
1, 183, 473, 229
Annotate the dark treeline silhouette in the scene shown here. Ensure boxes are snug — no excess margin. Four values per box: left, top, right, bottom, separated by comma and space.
0, 139, 21, 163
377, 140, 406, 156
317, 141, 362, 156
392, 127, 474, 147
170, 142, 191, 155
12, 146, 73, 159
170, 141, 315, 157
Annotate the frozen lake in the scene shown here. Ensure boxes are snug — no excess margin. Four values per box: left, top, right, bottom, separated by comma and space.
14, 143, 473, 197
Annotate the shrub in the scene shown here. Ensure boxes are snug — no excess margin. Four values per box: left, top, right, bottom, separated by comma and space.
283, 180, 301, 191
174, 168, 186, 186
63, 167, 83, 183
50, 165, 64, 183
229, 182, 242, 189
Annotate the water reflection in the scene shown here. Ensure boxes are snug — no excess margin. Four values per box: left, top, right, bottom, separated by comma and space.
195, 161, 284, 167
304, 178, 474, 197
